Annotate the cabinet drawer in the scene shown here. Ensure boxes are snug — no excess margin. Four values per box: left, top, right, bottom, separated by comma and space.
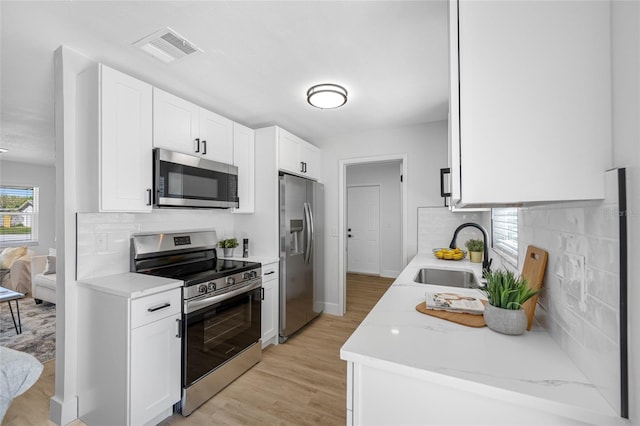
131, 289, 181, 329
262, 263, 278, 281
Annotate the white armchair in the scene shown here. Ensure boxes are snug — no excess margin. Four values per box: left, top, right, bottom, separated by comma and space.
30, 255, 56, 304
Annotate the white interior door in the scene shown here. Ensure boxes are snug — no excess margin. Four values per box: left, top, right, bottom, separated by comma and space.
347, 185, 380, 275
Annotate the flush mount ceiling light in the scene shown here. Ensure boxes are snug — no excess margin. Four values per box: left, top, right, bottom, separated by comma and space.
0, 148, 8, 153
306, 83, 348, 109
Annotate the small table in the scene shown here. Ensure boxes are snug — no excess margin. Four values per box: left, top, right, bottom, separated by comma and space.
0, 286, 25, 335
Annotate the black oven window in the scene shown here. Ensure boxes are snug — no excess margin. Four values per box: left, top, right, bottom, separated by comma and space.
183, 288, 261, 387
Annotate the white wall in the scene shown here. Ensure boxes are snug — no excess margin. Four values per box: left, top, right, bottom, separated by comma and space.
0, 160, 56, 254
346, 161, 402, 277
611, 1, 640, 422
318, 121, 448, 313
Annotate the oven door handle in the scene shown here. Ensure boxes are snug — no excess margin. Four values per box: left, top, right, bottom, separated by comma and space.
185, 279, 262, 313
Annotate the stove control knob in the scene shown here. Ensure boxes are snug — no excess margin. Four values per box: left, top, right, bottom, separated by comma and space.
243, 272, 252, 280
207, 282, 216, 292
226, 277, 235, 286
198, 284, 208, 294
252, 271, 258, 279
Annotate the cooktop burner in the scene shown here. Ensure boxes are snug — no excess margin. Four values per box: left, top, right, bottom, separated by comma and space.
138, 258, 260, 286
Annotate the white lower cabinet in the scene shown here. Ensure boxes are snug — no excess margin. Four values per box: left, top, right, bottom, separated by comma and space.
78, 285, 181, 426
261, 261, 279, 348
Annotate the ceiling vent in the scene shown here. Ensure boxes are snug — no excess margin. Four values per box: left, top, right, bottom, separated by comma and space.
133, 27, 203, 64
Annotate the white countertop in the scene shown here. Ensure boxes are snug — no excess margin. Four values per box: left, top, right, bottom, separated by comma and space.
340, 254, 622, 425
77, 272, 182, 299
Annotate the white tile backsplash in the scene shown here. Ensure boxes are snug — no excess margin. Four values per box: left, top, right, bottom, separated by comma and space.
519, 170, 622, 414
77, 210, 234, 280
417, 207, 487, 254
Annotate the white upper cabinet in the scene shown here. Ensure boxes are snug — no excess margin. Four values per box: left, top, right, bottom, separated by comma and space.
153, 88, 233, 164
200, 109, 234, 164
233, 122, 255, 213
277, 127, 321, 181
76, 63, 153, 213
152, 88, 199, 154
449, 0, 611, 206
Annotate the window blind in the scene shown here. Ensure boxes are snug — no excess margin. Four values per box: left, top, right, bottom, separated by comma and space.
0, 186, 38, 245
491, 207, 518, 263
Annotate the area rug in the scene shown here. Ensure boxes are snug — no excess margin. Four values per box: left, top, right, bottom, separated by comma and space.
0, 297, 56, 362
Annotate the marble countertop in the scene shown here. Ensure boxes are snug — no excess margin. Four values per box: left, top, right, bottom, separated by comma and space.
77, 272, 182, 299
340, 254, 622, 424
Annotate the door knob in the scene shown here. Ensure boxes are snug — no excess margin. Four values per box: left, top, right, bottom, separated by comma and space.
348, 234, 352, 238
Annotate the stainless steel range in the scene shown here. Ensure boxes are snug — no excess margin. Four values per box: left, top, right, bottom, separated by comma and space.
131, 230, 262, 416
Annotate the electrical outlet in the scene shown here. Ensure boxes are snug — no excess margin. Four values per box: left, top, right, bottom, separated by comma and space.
95, 233, 108, 252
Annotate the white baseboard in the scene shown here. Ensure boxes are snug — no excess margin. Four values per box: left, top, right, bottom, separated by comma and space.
49, 395, 78, 426
380, 270, 400, 279
323, 302, 343, 316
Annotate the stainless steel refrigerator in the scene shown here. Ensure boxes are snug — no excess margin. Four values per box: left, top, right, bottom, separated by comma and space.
279, 173, 324, 343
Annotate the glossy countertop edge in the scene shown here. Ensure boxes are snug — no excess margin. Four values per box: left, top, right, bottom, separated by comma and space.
340, 253, 623, 425
77, 272, 183, 298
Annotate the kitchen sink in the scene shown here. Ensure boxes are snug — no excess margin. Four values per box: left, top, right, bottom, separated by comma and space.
413, 268, 478, 288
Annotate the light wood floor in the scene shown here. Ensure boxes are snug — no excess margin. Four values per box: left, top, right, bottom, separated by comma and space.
4, 273, 393, 426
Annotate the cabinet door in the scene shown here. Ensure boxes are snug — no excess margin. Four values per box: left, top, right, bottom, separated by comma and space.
130, 314, 181, 426
153, 88, 200, 155
100, 65, 153, 212
261, 262, 279, 348
278, 130, 303, 175
452, 1, 611, 205
299, 143, 320, 181
200, 109, 234, 164
233, 122, 255, 213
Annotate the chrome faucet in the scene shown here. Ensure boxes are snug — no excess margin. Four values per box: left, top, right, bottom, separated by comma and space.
449, 222, 492, 274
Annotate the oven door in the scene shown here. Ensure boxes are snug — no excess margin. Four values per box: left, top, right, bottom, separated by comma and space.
182, 282, 261, 387
154, 148, 239, 208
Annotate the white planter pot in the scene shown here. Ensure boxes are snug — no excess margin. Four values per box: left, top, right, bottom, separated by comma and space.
483, 303, 527, 335
222, 248, 234, 258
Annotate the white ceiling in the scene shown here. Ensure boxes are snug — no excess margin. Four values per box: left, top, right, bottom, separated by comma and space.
0, 1, 449, 166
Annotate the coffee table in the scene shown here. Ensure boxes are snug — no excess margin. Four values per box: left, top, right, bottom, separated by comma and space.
0, 286, 25, 334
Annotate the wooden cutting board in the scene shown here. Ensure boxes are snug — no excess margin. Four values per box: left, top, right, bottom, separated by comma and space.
520, 245, 548, 331
415, 301, 487, 328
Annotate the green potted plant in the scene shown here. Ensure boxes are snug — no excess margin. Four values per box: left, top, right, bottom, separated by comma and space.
218, 238, 239, 258
465, 238, 484, 263
478, 269, 539, 335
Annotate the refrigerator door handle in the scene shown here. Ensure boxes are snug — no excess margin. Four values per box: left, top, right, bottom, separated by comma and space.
303, 202, 313, 264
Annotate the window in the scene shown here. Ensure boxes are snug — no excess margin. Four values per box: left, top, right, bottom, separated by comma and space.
491, 207, 518, 265
0, 185, 39, 246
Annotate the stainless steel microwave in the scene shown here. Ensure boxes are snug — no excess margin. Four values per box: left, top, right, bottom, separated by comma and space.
153, 148, 239, 209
